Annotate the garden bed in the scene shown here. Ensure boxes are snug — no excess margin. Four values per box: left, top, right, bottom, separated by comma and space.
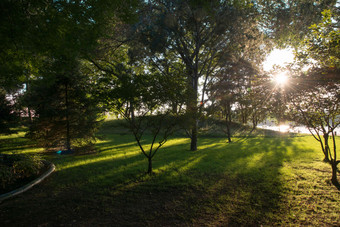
0, 154, 54, 196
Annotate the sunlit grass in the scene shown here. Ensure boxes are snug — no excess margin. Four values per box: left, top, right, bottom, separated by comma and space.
0, 128, 44, 154
0, 122, 339, 226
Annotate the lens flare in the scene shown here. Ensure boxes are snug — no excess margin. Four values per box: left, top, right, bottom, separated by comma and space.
273, 72, 288, 86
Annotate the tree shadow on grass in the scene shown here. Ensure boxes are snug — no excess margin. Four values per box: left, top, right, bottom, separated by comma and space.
143, 136, 316, 226
0, 135, 37, 154
0, 134, 318, 226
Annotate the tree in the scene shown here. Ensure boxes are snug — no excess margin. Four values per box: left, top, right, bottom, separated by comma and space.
0, 90, 18, 134
208, 61, 242, 143
10, 0, 133, 151
0, 1, 49, 126
133, 0, 265, 150
207, 57, 267, 142
286, 72, 339, 185
286, 8, 340, 186
16, 0, 134, 151
245, 74, 270, 131
88, 49, 185, 173
112, 73, 183, 174
206, 23, 269, 140
133, 0, 337, 150
24, 58, 103, 152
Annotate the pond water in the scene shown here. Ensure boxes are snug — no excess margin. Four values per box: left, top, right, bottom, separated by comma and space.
257, 122, 340, 135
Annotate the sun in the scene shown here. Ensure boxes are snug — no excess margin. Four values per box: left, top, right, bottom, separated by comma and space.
273, 72, 288, 86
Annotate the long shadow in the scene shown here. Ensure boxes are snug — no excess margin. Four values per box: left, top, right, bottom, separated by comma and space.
143, 135, 315, 225
0, 135, 36, 154
0, 133, 318, 226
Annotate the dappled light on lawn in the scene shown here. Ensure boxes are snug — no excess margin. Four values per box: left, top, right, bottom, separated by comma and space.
1, 125, 340, 226
57, 149, 140, 171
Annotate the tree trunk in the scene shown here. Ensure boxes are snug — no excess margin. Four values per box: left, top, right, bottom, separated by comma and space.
323, 133, 330, 162
242, 112, 247, 124
25, 70, 32, 123
147, 157, 152, 174
251, 114, 257, 132
190, 76, 198, 151
331, 160, 338, 186
323, 153, 330, 163
191, 121, 198, 151
65, 82, 71, 151
27, 108, 32, 123
226, 101, 232, 143
130, 102, 135, 121
172, 101, 178, 114
226, 117, 231, 143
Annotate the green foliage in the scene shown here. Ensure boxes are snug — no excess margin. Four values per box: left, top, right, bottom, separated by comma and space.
0, 0, 38, 91
0, 89, 18, 134
24, 58, 104, 152
263, 0, 337, 47
11, 154, 43, 179
0, 0, 139, 148
0, 154, 43, 190
286, 8, 340, 183
302, 9, 340, 69
133, 0, 267, 150
90, 52, 187, 172
0, 164, 12, 189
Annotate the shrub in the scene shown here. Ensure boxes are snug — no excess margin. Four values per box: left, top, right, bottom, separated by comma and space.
0, 163, 13, 189
0, 154, 44, 189
12, 154, 43, 179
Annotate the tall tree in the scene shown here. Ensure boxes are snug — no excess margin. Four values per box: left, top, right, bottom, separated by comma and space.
286, 8, 340, 186
0, 1, 49, 125
17, 0, 138, 151
134, 0, 263, 150
208, 58, 265, 142
206, 20, 269, 140
132, 0, 335, 150
0, 90, 18, 134
244, 73, 271, 131
24, 58, 103, 151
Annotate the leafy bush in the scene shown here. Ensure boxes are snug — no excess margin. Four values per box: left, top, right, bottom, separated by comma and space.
0, 154, 44, 190
0, 164, 13, 189
12, 155, 43, 179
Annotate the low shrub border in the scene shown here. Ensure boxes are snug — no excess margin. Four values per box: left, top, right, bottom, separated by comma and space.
0, 160, 55, 202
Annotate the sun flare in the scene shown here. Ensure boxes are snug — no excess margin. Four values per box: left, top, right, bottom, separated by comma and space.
273, 72, 288, 86
279, 124, 290, 133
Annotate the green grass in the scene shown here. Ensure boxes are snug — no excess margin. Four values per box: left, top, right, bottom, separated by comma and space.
0, 121, 339, 226
0, 127, 44, 154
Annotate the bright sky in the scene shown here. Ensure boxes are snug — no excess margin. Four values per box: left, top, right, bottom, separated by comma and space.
263, 48, 294, 71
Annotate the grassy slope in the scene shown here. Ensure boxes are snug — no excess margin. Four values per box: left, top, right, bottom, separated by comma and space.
0, 121, 339, 226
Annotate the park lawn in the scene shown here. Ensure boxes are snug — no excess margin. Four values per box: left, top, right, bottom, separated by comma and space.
0, 122, 339, 226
